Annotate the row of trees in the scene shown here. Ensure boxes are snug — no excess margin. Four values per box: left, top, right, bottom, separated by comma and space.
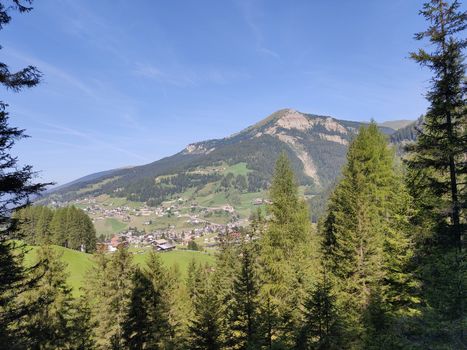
13, 205, 97, 252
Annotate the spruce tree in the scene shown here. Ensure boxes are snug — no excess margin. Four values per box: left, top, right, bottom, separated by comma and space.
165, 263, 192, 349
85, 248, 134, 349
0, 1, 49, 347
188, 265, 222, 350
126, 252, 171, 349
409, 0, 466, 251
407, 1, 466, 345
225, 239, 261, 350
50, 207, 69, 247
123, 268, 160, 350
296, 271, 343, 350
21, 245, 76, 349
70, 295, 97, 350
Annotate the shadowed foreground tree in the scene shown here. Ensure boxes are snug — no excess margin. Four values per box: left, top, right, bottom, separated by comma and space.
0, 1, 50, 348
407, 0, 466, 346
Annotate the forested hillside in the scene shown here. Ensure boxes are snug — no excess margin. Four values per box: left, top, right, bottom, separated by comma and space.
41, 109, 399, 218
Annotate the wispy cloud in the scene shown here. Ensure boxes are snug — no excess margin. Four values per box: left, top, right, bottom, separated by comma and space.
58, 0, 129, 64
237, 0, 280, 59
133, 62, 249, 87
4, 47, 96, 97
41, 121, 150, 162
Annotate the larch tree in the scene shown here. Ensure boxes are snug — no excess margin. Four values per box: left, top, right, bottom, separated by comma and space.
321, 123, 415, 347
259, 152, 316, 348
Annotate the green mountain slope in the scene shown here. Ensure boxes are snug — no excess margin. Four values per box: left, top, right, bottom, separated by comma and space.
24, 245, 215, 295
43, 109, 396, 207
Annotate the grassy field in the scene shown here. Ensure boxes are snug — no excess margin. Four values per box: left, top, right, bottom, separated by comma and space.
224, 162, 251, 176
24, 245, 215, 295
93, 217, 128, 236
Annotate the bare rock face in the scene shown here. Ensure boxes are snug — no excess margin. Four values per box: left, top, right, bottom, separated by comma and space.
44, 107, 401, 210
183, 144, 215, 155
275, 109, 313, 131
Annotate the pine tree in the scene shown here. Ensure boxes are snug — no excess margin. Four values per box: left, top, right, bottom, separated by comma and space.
259, 152, 316, 347
21, 245, 76, 349
123, 252, 170, 349
321, 123, 415, 346
407, 1, 466, 345
296, 271, 343, 350
225, 240, 261, 350
0, 2, 49, 347
188, 265, 222, 350
85, 248, 134, 349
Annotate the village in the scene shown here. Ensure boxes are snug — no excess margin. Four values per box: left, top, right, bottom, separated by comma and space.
48, 194, 269, 253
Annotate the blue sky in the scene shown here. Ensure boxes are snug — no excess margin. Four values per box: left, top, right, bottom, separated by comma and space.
3, 0, 434, 185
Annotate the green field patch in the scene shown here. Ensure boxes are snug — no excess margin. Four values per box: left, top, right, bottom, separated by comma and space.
24, 245, 215, 296
224, 162, 251, 176
94, 218, 128, 236
76, 176, 120, 195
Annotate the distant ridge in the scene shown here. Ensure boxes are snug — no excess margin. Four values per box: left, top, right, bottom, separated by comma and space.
40, 109, 406, 218
379, 119, 414, 130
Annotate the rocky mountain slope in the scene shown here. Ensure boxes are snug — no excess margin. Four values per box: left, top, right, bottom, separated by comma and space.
41, 109, 408, 215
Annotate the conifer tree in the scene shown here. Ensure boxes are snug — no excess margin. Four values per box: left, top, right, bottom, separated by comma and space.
123, 268, 160, 350
70, 295, 97, 350
21, 245, 76, 349
407, 1, 466, 344
50, 207, 69, 247
188, 265, 222, 350
187, 258, 203, 300
213, 230, 242, 346
321, 123, 415, 346
225, 239, 261, 350
259, 152, 316, 347
296, 271, 343, 350
409, 0, 466, 251
123, 252, 171, 349
86, 248, 134, 349
0, 2, 49, 347
166, 263, 192, 349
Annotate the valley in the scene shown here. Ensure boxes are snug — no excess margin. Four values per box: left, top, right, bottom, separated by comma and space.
40, 109, 415, 244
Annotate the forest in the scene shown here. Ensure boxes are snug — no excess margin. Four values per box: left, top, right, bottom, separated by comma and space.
0, 0, 465, 349
12, 205, 97, 253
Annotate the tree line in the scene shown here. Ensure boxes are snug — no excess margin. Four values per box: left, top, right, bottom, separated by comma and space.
13, 205, 97, 253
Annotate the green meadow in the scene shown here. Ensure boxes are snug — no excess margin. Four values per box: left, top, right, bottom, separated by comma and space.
24, 245, 215, 295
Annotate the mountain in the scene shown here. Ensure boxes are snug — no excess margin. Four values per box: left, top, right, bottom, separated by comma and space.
46, 167, 130, 193
41, 109, 400, 218
379, 119, 414, 130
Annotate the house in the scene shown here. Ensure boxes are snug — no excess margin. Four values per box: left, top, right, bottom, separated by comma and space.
154, 239, 168, 245
156, 242, 176, 252
109, 235, 128, 251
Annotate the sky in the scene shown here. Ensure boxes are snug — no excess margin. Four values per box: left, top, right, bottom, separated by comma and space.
2, 0, 436, 185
